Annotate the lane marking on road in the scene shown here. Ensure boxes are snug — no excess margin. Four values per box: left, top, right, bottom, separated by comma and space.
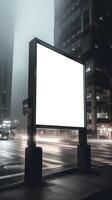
0, 160, 65, 180
43, 158, 65, 164
59, 144, 77, 149
0, 172, 24, 180
43, 162, 63, 169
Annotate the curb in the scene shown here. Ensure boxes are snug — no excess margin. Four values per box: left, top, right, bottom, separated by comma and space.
0, 166, 99, 192
44, 167, 78, 180
0, 167, 77, 192
0, 181, 24, 192
0, 166, 110, 199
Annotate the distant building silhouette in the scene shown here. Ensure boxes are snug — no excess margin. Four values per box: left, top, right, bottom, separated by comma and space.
0, 1, 14, 121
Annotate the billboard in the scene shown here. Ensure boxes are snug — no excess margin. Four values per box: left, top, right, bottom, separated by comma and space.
36, 41, 85, 129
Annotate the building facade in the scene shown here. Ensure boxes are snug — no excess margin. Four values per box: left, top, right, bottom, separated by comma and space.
0, 1, 14, 121
54, 0, 112, 138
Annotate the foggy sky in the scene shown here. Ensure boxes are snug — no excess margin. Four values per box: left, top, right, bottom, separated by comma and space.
11, 0, 54, 130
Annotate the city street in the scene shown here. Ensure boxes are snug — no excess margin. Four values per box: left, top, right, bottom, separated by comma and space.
0, 135, 112, 189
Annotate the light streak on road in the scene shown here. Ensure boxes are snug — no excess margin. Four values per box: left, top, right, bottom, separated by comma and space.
1, 135, 112, 175
21, 135, 60, 143
92, 157, 112, 165
43, 158, 64, 164
0, 172, 24, 180
37, 136, 60, 143
88, 139, 112, 144
42, 145, 61, 154
59, 144, 77, 149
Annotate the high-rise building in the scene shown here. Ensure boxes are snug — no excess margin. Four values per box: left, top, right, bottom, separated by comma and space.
54, 0, 112, 138
0, 0, 14, 121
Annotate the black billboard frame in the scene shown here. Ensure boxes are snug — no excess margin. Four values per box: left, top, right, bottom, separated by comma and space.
28, 37, 86, 131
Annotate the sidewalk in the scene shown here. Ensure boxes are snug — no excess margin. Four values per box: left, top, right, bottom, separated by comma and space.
0, 165, 112, 200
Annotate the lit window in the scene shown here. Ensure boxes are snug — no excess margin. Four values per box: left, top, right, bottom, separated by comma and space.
86, 67, 91, 72
72, 34, 76, 38
96, 67, 101, 72
99, 16, 104, 21
87, 94, 91, 99
97, 112, 109, 119
3, 90, 6, 94
72, 47, 75, 51
76, 1, 79, 6
96, 96, 100, 100
94, 44, 99, 49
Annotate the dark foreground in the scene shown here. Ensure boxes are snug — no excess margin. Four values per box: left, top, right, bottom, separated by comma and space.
1, 165, 112, 200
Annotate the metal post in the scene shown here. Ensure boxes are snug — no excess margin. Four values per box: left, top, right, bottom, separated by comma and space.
26, 105, 36, 148
91, 85, 97, 138
77, 128, 91, 173
24, 39, 42, 186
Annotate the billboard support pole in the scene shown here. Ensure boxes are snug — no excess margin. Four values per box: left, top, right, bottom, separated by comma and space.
77, 128, 91, 173
24, 38, 42, 186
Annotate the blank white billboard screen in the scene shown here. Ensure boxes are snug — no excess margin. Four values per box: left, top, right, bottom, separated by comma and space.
36, 43, 85, 128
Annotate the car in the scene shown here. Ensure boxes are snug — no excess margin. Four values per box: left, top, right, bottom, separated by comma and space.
0, 128, 15, 140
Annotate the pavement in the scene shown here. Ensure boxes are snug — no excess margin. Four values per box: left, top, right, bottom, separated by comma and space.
0, 165, 112, 200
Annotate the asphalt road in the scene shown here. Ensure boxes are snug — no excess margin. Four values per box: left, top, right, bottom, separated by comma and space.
0, 136, 112, 188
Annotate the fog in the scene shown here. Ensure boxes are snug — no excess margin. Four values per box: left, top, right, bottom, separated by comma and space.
0, 0, 14, 118
11, 0, 54, 130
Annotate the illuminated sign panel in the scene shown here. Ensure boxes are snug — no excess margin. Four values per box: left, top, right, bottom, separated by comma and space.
36, 42, 85, 128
